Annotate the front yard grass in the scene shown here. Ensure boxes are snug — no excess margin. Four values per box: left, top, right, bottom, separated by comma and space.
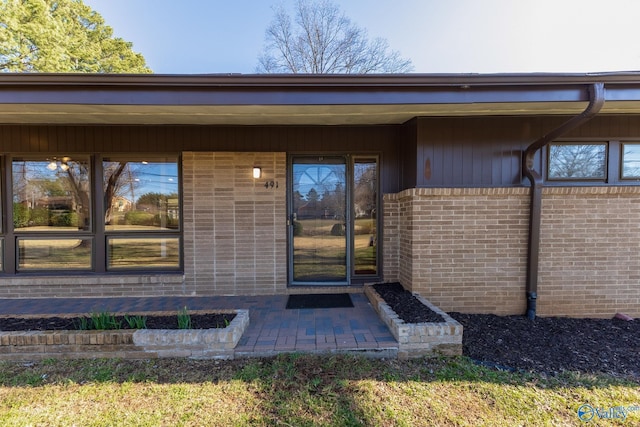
0, 354, 637, 426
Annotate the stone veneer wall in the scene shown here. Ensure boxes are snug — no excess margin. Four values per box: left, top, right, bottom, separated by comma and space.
182, 152, 287, 295
384, 186, 640, 318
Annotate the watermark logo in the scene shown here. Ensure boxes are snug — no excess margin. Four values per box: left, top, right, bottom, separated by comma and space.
578, 403, 640, 422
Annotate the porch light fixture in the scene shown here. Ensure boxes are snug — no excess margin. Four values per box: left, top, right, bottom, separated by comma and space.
253, 166, 262, 179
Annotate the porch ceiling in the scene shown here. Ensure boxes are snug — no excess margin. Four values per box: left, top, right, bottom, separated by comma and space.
2, 73, 640, 126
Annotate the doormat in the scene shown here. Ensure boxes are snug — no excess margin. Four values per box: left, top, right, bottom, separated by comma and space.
286, 293, 354, 309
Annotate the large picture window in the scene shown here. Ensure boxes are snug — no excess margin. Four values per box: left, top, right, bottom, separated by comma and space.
547, 143, 607, 180
6, 155, 181, 274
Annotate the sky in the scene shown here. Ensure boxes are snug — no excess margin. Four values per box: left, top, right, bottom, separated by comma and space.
83, 0, 640, 75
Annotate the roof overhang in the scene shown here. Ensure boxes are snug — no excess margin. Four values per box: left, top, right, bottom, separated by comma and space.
3, 73, 640, 125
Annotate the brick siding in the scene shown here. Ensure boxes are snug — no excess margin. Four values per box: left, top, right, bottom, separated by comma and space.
0, 275, 185, 299
384, 186, 640, 318
538, 187, 640, 318
182, 152, 287, 295
384, 188, 529, 316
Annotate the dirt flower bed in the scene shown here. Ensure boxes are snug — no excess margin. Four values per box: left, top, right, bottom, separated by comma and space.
0, 313, 236, 331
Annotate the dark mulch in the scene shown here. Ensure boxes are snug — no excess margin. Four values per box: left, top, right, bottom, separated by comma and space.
450, 312, 640, 378
0, 313, 236, 331
372, 282, 444, 323
374, 282, 640, 379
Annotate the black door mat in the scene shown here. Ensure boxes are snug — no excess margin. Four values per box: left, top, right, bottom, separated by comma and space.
286, 293, 354, 309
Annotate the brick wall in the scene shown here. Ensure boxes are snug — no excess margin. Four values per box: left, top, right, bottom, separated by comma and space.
182, 152, 287, 295
0, 274, 185, 299
538, 187, 640, 318
384, 188, 529, 315
384, 186, 640, 318
382, 194, 400, 283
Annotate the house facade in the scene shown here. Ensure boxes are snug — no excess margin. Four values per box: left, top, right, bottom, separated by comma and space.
1, 73, 640, 318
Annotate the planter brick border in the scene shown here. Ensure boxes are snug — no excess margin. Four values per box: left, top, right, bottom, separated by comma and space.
364, 285, 463, 359
0, 309, 249, 360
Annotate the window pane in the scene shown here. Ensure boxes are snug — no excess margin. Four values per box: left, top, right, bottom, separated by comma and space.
354, 159, 378, 275
12, 158, 91, 231
292, 158, 347, 282
548, 144, 607, 180
548, 144, 606, 180
622, 144, 640, 178
103, 159, 179, 231
107, 237, 180, 270
17, 238, 92, 271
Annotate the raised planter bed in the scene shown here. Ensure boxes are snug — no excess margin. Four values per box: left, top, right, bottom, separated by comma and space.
0, 309, 249, 360
364, 284, 463, 360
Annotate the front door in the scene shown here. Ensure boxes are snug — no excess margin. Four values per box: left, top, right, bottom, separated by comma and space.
289, 156, 348, 284
288, 155, 380, 285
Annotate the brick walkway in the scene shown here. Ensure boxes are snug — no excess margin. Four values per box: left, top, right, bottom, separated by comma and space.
0, 292, 398, 358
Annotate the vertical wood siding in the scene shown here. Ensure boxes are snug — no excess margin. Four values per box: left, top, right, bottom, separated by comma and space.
408, 115, 640, 188
0, 124, 403, 193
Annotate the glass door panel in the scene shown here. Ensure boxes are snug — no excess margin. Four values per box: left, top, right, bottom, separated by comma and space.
290, 157, 348, 283
353, 159, 378, 276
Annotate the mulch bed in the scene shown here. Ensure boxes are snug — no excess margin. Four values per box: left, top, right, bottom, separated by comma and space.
372, 282, 444, 323
0, 313, 236, 331
450, 312, 640, 378
374, 282, 639, 379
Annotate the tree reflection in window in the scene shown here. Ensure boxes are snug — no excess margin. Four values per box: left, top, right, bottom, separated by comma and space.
103, 159, 179, 231
12, 158, 91, 231
548, 144, 606, 180
622, 144, 640, 179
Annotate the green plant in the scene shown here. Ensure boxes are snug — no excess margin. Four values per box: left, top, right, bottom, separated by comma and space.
29, 207, 49, 227
12, 203, 29, 228
50, 212, 78, 227
153, 213, 179, 229
293, 220, 303, 236
123, 314, 147, 329
124, 210, 155, 226
177, 306, 192, 329
89, 311, 121, 330
74, 316, 91, 330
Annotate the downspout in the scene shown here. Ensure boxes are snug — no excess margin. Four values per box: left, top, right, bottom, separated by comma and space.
522, 82, 605, 320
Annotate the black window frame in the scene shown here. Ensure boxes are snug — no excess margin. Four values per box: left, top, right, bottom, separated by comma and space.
0, 153, 183, 275
546, 142, 608, 182
101, 155, 182, 272
620, 142, 640, 180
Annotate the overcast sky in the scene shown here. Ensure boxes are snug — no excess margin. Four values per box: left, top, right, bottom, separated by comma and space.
83, 0, 640, 75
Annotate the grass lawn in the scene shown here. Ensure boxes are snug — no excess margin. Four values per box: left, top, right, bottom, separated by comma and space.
0, 355, 638, 426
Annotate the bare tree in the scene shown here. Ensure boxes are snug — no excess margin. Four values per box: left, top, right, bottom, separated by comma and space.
548, 144, 606, 179
257, 0, 413, 73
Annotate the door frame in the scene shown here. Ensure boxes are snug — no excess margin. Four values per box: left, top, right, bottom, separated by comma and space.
287, 153, 381, 286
